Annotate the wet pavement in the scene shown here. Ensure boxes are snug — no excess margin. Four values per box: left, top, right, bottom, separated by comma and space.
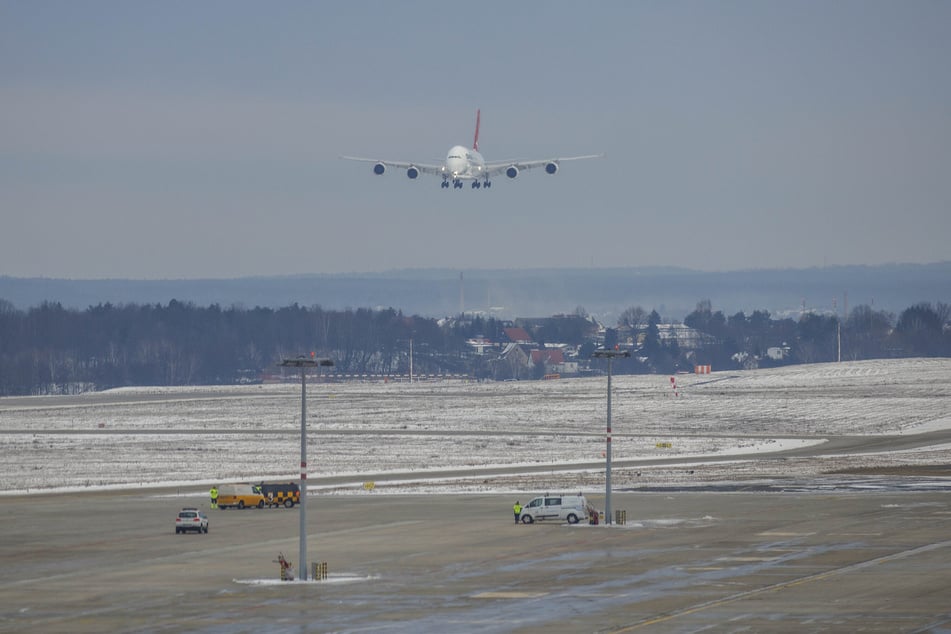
2, 487, 951, 632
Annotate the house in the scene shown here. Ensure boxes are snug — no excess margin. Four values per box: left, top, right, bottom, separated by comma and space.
466, 336, 494, 355
503, 327, 533, 345
530, 348, 563, 368
529, 348, 580, 376
656, 324, 715, 349
497, 343, 531, 380
516, 315, 600, 346
618, 323, 713, 350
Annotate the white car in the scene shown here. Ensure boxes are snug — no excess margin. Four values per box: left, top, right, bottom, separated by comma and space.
175, 508, 209, 534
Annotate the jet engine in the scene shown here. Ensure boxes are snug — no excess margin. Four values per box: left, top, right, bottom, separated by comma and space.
505, 166, 519, 179
373, 163, 386, 175
406, 166, 420, 179
545, 162, 559, 175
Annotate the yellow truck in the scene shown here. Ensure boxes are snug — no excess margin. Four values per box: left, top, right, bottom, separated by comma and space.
216, 483, 267, 509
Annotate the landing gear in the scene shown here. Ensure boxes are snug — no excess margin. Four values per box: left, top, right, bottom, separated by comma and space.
441, 179, 490, 189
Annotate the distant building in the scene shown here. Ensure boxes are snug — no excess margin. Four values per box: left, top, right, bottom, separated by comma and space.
618, 323, 713, 351
503, 327, 533, 345
530, 349, 564, 366
527, 347, 579, 375
657, 324, 714, 349
466, 337, 494, 355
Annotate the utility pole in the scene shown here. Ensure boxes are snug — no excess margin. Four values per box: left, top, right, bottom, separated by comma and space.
279, 355, 334, 580
591, 348, 630, 524
834, 297, 841, 362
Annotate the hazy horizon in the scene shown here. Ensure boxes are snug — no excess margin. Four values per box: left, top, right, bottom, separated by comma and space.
3, 262, 948, 321
1, 259, 949, 283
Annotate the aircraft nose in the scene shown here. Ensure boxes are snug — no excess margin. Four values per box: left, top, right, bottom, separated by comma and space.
447, 157, 464, 175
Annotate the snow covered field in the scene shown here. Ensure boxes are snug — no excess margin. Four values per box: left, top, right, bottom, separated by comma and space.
1, 358, 949, 494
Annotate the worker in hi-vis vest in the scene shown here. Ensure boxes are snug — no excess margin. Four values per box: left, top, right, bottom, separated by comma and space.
210, 486, 219, 509
513, 501, 522, 524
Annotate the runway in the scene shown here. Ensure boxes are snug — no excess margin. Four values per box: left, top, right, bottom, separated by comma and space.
2, 486, 950, 632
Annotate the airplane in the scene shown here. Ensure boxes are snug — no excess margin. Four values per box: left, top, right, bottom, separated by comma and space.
341, 110, 602, 189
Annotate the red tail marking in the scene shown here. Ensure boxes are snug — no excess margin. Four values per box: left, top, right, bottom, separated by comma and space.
473, 109, 481, 151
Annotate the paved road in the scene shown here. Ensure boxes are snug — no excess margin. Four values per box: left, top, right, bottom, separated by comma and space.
2, 486, 951, 633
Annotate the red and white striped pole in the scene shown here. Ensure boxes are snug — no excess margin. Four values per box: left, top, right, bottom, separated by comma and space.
299, 365, 307, 580
592, 348, 629, 525
280, 355, 334, 581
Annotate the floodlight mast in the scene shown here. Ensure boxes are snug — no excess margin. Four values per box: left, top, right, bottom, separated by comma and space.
591, 349, 630, 525
279, 356, 334, 580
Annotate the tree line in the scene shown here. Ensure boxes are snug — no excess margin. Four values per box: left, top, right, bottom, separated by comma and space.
0, 298, 948, 396
0, 299, 476, 396
599, 300, 949, 375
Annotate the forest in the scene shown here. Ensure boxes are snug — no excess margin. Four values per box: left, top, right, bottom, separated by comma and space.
0, 297, 948, 396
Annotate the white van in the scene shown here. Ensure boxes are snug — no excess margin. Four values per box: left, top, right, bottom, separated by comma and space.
518, 494, 589, 524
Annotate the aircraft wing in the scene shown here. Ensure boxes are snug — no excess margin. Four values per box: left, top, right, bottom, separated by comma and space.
339, 156, 445, 176
483, 153, 603, 178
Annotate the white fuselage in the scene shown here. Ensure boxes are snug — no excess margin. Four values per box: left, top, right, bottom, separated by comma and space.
444, 145, 486, 181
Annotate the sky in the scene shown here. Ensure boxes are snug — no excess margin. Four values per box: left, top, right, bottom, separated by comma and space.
2, 1, 949, 280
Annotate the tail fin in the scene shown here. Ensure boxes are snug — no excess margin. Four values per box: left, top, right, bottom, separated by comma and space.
473, 109, 481, 151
